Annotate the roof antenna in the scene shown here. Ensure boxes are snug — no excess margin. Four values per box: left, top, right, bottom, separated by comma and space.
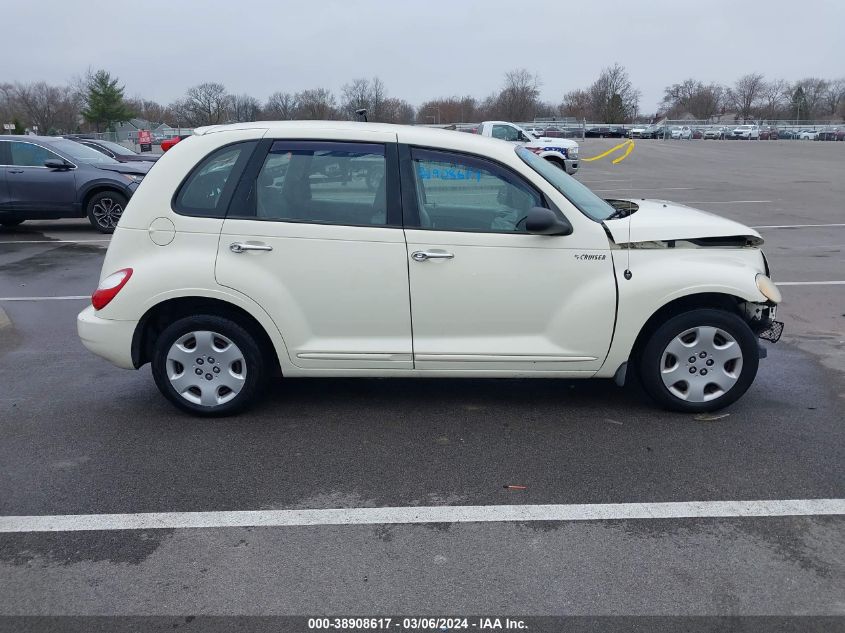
355, 108, 368, 122
623, 180, 633, 280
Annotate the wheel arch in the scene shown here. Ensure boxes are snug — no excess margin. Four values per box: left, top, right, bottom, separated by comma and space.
628, 292, 746, 364
80, 183, 130, 211
132, 296, 282, 376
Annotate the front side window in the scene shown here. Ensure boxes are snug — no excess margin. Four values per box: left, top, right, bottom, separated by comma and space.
9, 142, 60, 167
174, 141, 256, 217
248, 141, 387, 227
410, 148, 542, 232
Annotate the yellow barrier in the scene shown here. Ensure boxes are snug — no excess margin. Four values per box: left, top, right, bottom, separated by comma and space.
582, 138, 635, 164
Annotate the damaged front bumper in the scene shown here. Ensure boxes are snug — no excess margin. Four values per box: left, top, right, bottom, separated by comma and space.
742, 301, 784, 343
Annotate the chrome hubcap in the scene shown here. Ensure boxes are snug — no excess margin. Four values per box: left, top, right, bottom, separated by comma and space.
92, 198, 124, 229
660, 326, 743, 403
166, 331, 246, 407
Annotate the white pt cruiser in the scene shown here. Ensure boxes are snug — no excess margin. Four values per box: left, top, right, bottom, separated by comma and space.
78, 122, 783, 416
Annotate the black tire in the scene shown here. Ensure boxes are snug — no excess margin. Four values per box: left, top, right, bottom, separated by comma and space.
544, 156, 567, 171
151, 315, 268, 416
638, 308, 759, 413
86, 191, 128, 234
0, 219, 24, 228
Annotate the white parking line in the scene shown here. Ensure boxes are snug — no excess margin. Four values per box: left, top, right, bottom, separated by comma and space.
752, 223, 845, 229
0, 295, 89, 301
1, 499, 842, 533
0, 239, 110, 244
777, 281, 845, 286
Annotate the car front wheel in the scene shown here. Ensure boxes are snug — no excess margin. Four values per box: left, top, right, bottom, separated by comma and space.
151, 315, 267, 416
638, 308, 760, 413
86, 191, 128, 233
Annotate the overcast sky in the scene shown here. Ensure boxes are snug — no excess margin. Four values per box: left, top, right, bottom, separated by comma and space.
4, 0, 843, 113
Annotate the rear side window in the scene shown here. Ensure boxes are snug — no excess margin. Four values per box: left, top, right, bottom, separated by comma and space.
241, 141, 388, 227
174, 141, 257, 217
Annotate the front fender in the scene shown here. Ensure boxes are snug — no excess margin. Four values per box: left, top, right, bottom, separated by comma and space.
597, 248, 770, 377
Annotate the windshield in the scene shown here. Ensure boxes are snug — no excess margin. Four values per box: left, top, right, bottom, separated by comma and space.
93, 139, 138, 155
515, 146, 614, 221
51, 139, 120, 165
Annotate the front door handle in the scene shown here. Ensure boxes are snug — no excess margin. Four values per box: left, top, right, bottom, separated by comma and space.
411, 250, 454, 262
230, 241, 273, 253
8, 169, 23, 174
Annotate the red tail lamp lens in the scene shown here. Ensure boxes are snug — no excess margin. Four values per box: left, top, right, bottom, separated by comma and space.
92, 268, 133, 310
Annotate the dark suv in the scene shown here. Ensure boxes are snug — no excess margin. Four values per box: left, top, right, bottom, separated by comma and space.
0, 135, 152, 232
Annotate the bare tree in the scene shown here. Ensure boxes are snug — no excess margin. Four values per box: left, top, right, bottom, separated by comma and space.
341, 78, 372, 119
14, 82, 80, 133
497, 69, 541, 121
418, 96, 479, 124
263, 92, 298, 120
229, 94, 261, 122
823, 78, 845, 117
661, 79, 724, 120
589, 63, 640, 123
559, 89, 592, 120
757, 79, 789, 120
340, 77, 388, 120
293, 88, 337, 120
176, 82, 230, 126
379, 97, 415, 124
125, 97, 174, 124
728, 73, 765, 120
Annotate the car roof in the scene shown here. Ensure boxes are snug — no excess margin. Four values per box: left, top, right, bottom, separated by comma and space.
0, 134, 62, 143
192, 120, 529, 162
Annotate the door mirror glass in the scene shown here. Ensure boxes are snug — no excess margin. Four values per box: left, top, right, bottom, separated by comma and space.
44, 158, 70, 170
525, 206, 573, 236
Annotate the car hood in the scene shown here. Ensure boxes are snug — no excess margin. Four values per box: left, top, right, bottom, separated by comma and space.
120, 154, 159, 163
94, 161, 152, 175
524, 137, 578, 149
602, 199, 763, 245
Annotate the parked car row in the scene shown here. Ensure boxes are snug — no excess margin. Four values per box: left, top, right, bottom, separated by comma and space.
626, 124, 844, 141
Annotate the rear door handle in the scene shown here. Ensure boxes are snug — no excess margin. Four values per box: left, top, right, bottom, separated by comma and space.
8, 169, 23, 174
230, 241, 273, 253
411, 250, 454, 262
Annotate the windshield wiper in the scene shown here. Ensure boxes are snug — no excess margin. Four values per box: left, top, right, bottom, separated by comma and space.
604, 199, 638, 220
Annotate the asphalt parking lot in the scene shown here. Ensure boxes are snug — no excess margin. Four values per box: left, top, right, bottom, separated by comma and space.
0, 139, 843, 630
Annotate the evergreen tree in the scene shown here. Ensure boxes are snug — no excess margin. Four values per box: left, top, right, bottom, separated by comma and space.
790, 86, 808, 121
81, 70, 135, 132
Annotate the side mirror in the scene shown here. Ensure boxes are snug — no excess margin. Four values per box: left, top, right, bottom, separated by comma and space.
525, 206, 573, 236
44, 158, 71, 170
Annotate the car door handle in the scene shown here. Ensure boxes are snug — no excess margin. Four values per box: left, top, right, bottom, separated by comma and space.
411, 250, 454, 262
8, 169, 23, 174
230, 241, 273, 253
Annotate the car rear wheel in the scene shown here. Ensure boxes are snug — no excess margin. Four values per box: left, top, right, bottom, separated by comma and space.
86, 191, 127, 234
638, 308, 759, 413
151, 315, 267, 416
544, 156, 567, 171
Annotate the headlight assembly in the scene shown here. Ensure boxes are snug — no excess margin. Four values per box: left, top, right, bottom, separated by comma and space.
756, 274, 782, 304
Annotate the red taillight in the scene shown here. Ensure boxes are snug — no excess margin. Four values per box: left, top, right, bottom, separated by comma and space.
92, 268, 133, 310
